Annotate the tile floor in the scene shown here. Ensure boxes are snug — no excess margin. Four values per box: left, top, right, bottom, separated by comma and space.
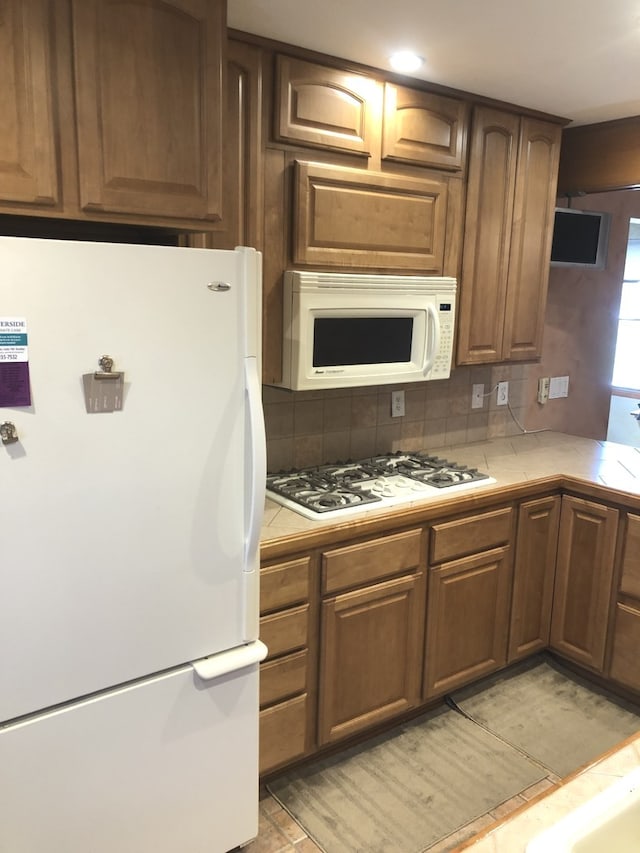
241, 775, 561, 853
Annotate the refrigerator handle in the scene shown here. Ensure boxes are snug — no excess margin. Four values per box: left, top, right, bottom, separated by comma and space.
192, 639, 268, 681
244, 355, 266, 572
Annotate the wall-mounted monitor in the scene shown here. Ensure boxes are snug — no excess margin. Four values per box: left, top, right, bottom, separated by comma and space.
550, 208, 611, 270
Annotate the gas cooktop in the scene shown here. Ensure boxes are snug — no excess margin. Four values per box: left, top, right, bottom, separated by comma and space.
266, 452, 496, 519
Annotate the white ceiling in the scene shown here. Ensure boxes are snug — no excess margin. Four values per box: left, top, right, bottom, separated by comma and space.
227, 0, 640, 126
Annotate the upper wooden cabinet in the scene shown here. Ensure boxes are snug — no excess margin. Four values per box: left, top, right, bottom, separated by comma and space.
72, 0, 224, 221
0, 0, 65, 209
457, 107, 561, 364
558, 117, 640, 195
0, 0, 225, 226
293, 159, 457, 272
382, 84, 469, 171
274, 55, 382, 157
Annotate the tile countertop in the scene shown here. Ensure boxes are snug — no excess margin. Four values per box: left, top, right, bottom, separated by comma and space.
260, 431, 640, 544
458, 732, 640, 852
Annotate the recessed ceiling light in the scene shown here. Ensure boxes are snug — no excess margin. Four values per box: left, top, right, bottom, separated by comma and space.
389, 51, 424, 73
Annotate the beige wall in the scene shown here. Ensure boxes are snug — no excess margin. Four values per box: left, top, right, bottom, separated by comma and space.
522, 189, 640, 438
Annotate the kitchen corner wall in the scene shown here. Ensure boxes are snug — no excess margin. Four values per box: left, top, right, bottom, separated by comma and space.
263, 365, 527, 471
522, 189, 640, 440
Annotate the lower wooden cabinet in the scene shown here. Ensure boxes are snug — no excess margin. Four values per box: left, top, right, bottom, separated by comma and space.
318, 571, 426, 744
508, 495, 560, 661
550, 495, 618, 672
608, 513, 640, 692
317, 527, 426, 745
424, 546, 512, 697
259, 555, 316, 775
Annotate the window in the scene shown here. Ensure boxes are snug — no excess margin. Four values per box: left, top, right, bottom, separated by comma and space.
611, 219, 640, 390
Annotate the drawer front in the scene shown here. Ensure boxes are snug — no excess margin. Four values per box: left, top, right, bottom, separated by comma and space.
260, 604, 309, 659
259, 693, 308, 774
322, 528, 424, 594
260, 649, 308, 708
431, 507, 513, 564
260, 557, 311, 614
620, 514, 640, 599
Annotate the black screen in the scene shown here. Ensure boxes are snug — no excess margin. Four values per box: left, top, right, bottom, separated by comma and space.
551, 210, 603, 265
313, 317, 413, 366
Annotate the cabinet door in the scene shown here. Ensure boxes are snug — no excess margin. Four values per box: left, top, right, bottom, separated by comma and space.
382, 84, 469, 171
456, 107, 519, 363
0, 0, 59, 207
275, 55, 382, 156
508, 496, 560, 661
424, 547, 512, 698
608, 513, 640, 692
502, 118, 561, 360
318, 572, 426, 744
72, 0, 223, 221
294, 160, 449, 271
550, 496, 618, 671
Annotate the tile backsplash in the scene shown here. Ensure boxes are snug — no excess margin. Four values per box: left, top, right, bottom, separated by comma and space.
263, 364, 529, 472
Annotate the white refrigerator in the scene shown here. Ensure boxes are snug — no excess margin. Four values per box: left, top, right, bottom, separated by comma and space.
0, 237, 267, 853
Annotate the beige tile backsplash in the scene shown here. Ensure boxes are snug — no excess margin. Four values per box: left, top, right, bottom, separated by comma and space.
263, 364, 529, 471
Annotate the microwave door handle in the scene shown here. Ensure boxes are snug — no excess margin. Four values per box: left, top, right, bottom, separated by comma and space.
423, 304, 440, 376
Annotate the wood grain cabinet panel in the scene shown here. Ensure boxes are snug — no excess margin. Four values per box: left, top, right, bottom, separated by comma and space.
71, 0, 224, 221
275, 55, 382, 156
0, 0, 60, 207
608, 513, 640, 692
259, 694, 308, 774
457, 107, 560, 364
260, 605, 309, 659
382, 84, 469, 171
322, 528, 424, 594
294, 160, 450, 271
508, 495, 560, 661
260, 650, 308, 707
550, 496, 618, 672
318, 571, 426, 744
260, 557, 311, 613
425, 547, 512, 697
502, 117, 561, 360
618, 513, 640, 599
430, 507, 513, 564
609, 602, 640, 693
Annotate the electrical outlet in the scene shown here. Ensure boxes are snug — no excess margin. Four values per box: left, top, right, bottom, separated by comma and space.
471, 383, 484, 409
538, 376, 550, 405
497, 381, 509, 406
391, 389, 405, 417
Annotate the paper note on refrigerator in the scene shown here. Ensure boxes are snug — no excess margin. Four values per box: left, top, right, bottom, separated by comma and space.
0, 317, 31, 407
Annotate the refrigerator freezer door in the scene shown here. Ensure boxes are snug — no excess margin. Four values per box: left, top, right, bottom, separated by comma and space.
0, 238, 264, 722
0, 658, 261, 853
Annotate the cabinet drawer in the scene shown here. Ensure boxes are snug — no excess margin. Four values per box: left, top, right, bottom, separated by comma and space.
259, 693, 308, 774
322, 528, 424, 594
620, 514, 640, 599
260, 604, 309, 659
260, 557, 311, 613
431, 507, 513, 564
260, 649, 308, 708
609, 601, 640, 692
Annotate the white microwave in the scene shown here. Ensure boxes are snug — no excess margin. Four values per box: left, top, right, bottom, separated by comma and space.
274, 270, 457, 391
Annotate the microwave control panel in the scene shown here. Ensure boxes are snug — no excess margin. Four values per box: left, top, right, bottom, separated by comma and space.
429, 301, 454, 379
